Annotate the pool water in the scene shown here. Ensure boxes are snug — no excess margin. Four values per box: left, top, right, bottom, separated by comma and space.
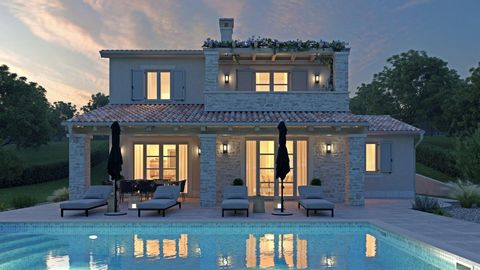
0, 222, 460, 270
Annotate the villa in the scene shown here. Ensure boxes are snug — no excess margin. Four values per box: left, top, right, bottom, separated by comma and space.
66, 18, 423, 207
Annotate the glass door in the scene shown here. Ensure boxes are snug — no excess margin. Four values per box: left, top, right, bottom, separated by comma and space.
259, 140, 275, 196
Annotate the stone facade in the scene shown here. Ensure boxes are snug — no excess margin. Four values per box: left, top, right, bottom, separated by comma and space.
204, 50, 219, 92
311, 136, 346, 203
345, 135, 366, 206
199, 134, 217, 207
333, 52, 349, 93
68, 134, 92, 200
204, 92, 349, 112
215, 136, 243, 203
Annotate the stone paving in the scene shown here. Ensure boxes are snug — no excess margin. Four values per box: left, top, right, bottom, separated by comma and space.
0, 199, 479, 267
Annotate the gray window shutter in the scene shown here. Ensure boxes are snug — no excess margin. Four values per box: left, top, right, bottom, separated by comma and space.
236, 69, 253, 91
131, 70, 145, 101
380, 142, 392, 173
172, 70, 186, 100
290, 70, 308, 91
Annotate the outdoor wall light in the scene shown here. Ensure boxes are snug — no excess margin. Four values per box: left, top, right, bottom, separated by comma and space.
198, 147, 202, 155
224, 74, 230, 84
326, 143, 332, 154
222, 143, 228, 154
315, 74, 320, 84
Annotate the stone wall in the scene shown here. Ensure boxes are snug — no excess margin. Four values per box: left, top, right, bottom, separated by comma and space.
333, 52, 349, 93
345, 135, 366, 206
310, 136, 346, 203
204, 50, 219, 92
215, 136, 243, 203
68, 134, 92, 200
204, 91, 349, 112
199, 134, 217, 207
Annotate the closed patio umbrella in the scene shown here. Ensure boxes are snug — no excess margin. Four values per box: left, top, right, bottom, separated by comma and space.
105, 121, 126, 215
273, 121, 292, 215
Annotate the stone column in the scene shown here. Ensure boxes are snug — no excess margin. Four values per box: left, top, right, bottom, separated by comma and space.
333, 51, 349, 92
199, 134, 217, 207
68, 133, 92, 200
204, 50, 219, 92
345, 134, 366, 206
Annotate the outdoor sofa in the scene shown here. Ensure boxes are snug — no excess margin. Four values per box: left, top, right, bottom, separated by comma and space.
137, 185, 181, 217
60, 185, 113, 217
298, 186, 335, 217
222, 185, 249, 217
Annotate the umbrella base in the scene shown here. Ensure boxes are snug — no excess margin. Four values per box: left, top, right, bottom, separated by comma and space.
271, 209, 293, 216
104, 212, 127, 216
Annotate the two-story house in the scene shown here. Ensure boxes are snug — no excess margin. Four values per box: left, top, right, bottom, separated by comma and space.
66, 18, 423, 207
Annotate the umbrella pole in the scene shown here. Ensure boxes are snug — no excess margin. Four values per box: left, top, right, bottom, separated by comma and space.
280, 178, 284, 213
114, 179, 118, 212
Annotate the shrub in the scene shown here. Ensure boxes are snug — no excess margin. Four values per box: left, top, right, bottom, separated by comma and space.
412, 196, 440, 212
416, 143, 459, 178
47, 187, 69, 202
455, 129, 480, 184
0, 202, 7, 212
233, 178, 244, 186
451, 180, 480, 208
11, 196, 37, 209
310, 178, 322, 186
0, 149, 24, 187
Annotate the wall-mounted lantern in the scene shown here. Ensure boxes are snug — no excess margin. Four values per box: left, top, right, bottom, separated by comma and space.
198, 147, 202, 155
315, 74, 320, 84
326, 143, 332, 154
222, 143, 228, 154
224, 74, 230, 84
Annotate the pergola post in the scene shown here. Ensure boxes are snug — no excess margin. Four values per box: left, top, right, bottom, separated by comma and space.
68, 133, 92, 200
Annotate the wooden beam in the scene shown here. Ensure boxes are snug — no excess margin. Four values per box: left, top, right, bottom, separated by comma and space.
309, 54, 316, 62
271, 54, 277, 62
290, 54, 296, 62
252, 54, 256, 61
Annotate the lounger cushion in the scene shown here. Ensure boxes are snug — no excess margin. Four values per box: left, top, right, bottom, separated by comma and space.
299, 199, 334, 209
223, 186, 248, 200
60, 199, 107, 209
153, 186, 180, 200
298, 186, 325, 199
83, 185, 113, 199
138, 199, 177, 210
83, 193, 103, 199
222, 199, 249, 209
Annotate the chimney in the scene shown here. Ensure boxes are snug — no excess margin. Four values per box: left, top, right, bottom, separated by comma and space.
219, 18, 234, 41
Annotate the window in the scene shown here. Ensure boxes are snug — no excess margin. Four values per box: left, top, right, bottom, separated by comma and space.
365, 143, 378, 172
146, 71, 171, 100
255, 72, 270, 92
255, 72, 288, 92
133, 143, 188, 192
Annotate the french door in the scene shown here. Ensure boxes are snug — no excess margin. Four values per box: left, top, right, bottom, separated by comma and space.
246, 139, 307, 197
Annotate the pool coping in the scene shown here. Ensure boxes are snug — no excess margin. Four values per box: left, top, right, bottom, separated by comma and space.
1, 218, 479, 269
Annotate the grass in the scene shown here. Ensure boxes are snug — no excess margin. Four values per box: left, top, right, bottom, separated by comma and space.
416, 162, 454, 183
420, 135, 456, 149
4, 139, 107, 166
0, 159, 108, 209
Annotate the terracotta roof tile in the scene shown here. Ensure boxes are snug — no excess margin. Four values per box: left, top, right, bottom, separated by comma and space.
69, 104, 422, 133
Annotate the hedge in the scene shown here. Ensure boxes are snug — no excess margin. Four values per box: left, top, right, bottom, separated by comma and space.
0, 149, 107, 188
416, 143, 459, 178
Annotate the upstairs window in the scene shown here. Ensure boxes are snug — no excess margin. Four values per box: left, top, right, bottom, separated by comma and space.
146, 71, 171, 100
255, 72, 288, 92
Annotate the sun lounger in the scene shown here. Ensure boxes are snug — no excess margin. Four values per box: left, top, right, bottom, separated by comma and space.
298, 186, 335, 217
60, 185, 113, 217
137, 185, 181, 217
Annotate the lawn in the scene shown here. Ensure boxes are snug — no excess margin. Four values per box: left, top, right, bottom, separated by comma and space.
0, 159, 108, 209
416, 162, 453, 182
416, 135, 457, 183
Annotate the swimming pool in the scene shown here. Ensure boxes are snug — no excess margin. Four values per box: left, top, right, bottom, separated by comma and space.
0, 221, 474, 270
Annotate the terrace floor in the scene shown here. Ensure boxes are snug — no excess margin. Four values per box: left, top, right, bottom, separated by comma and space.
0, 198, 479, 266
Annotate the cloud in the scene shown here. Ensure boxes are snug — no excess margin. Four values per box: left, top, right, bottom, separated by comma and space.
396, 0, 432, 11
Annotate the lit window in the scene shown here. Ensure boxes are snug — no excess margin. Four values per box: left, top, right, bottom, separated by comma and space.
146, 71, 171, 100
273, 72, 288, 92
255, 72, 270, 92
365, 143, 378, 172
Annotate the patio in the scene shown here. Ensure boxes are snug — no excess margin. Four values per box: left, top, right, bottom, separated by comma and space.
0, 198, 479, 266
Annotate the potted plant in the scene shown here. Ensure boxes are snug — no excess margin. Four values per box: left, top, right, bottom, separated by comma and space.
233, 178, 244, 186
311, 178, 322, 186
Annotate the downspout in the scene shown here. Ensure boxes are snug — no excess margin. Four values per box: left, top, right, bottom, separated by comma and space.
414, 132, 424, 148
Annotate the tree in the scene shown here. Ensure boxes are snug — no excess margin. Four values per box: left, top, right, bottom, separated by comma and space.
447, 63, 480, 135
81, 92, 109, 113
350, 50, 462, 134
0, 64, 52, 148
455, 128, 480, 184
48, 101, 77, 140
